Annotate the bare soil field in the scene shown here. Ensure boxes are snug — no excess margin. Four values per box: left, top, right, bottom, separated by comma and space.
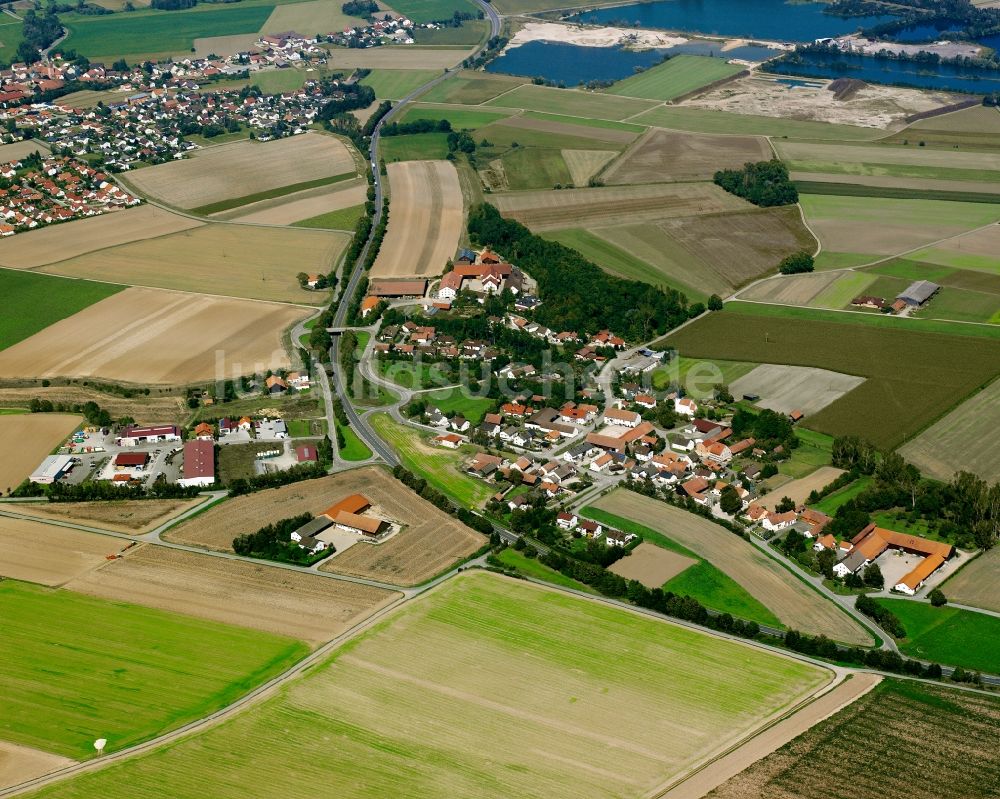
731, 364, 866, 416
0, 205, 202, 270
492, 115, 638, 144
0, 517, 127, 586
43, 223, 347, 304
64, 544, 400, 646
657, 206, 817, 289
594, 490, 872, 644
899, 377, 1000, 484
489, 182, 747, 231
0, 740, 75, 792
706, 677, 1000, 799
324, 46, 473, 70
608, 541, 696, 589
10, 497, 204, 534
0, 140, 49, 162
373, 160, 463, 278
218, 179, 367, 226
941, 547, 1000, 613
913, 223, 1000, 265
740, 271, 843, 305
603, 128, 771, 185
0, 287, 306, 385
561, 149, 617, 186
0, 386, 189, 425
662, 673, 881, 799
0, 413, 81, 494
683, 74, 957, 130
192, 33, 260, 59
757, 466, 846, 511
125, 133, 356, 210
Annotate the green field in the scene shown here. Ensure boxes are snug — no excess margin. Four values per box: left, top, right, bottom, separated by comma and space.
778, 427, 834, 479
0, 270, 123, 351
663, 304, 1000, 447
370, 413, 491, 507
485, 84, 659, 121
412, 19, 487, 44
493, 547, 595, 593
876, 599, 1000, 676
711, 678, 1000, 799
809, 271, 878, 308
629, 106, 884, 140
377, 359, 450, 390
380, 131, 450, 161
792, 179, 1000, 205
522, 111, 646, 133
382, 0, 478, 23
361, 69, 440, 100
542, 228, 707, 301
811, 476, 873, 515
605, 55, 742, 101
423, 388, 493, 424
399, 105, 514, 130
293, 202, 366, 231
26, 573, 827, 799
650, 355, 757, 397
61, 5, 274, 59
417, 70, 528, 104
0, 581, 307, 759
581, 507, 783, 628
248, 69, 311, 94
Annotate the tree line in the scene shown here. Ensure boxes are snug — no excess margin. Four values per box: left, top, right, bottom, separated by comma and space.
233, 513, 330, 565
714, 160, 798, 207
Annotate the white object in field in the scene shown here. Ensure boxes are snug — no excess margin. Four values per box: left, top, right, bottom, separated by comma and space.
94, 738, 107, 755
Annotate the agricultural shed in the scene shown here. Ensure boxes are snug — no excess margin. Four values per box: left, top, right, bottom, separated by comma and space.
896, 280, 940, 307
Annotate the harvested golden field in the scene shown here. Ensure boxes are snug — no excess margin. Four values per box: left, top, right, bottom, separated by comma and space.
593, 490, 872, 645
373, 160, 463, 278
0, 740, 74, 792
706, 678, 1000, 799
489, 182, 747, 232
655, 206, 818, 289
603, 128, 771, 185
740, 271, 844, 305
218, 179, 367, 226
662, 674, 882, 799
757, 466, 845, 511
0, 516, 127, 586
43, 223, 347, 304
10, 497, 203, 534
561, 149, 617, 186
192, 33, 261, 59
0, 140, 48, 161
0, 386, 189, 425
608, 541, 696, 589
125, 133, 356, 210
941, 548, 1000, 613
64, 544, 400, 646
0, 287, 306, 385
25, 573, 831, 799
0, 205, 202, 269
324, 46, 473, 69
0, 412, 81, 494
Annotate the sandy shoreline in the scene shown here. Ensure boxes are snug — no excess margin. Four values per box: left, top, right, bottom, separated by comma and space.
507, 21, 687, 50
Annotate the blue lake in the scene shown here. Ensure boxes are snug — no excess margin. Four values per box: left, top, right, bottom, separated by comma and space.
486, 40, 777, 84
570, 0, 897, 43
768, 50, 1000, 93
891, 21, 962, 42
980, 34, 1000, 51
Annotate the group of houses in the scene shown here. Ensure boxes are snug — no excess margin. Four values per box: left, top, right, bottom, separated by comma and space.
831, 523, 954, 595
555, 512, 638, 547
328, 16, 418, 48
0, 154, 139, 236
436, 248, 535, 301
289, 493, 391, 554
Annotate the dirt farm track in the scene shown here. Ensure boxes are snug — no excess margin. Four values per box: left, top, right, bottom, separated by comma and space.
0, 287, 307, 384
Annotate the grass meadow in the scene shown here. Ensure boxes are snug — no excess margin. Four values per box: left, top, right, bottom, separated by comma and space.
0, 270, 122, 351
61, 4, 273, 59
369, 413, 491, 507
485, 84, 659, 121
293, 202, 366, 231
629, 106, 882, 139
26, 574, 827, 799
380, 131, 450, 161
711, 678, 1000, 799
493, 547, 596, 593
581, 507, 783, 628
663, 305, 1000, 448
0, 581, 307, 759
605, 55, 742, 101
336, 418, 373, 461
361, 69, 440, 100
399, 104, 515, 129
382, 0, 478, 23
876, 599, 1000, 675
422, 388, 494, 424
